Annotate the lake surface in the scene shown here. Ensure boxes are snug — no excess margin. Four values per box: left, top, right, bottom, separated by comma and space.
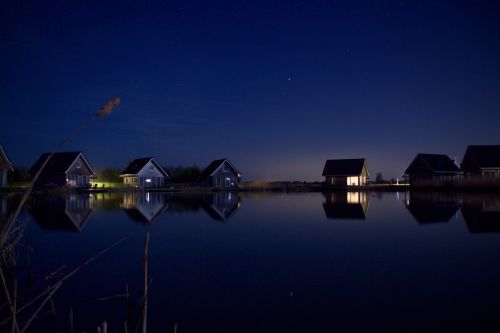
1, 191, 500, 332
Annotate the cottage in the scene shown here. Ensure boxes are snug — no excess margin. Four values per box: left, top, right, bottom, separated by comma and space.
322, 159, 369, 187
0, 144, 13, 188
201, 159, 241, 188
461, 145, 500, 179
121, 157, 169, 188
30, 152, 96, 188
404, 154, 461, 186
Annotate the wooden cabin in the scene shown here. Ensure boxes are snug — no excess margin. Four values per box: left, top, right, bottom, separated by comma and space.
404, 153, 461, 186
121, 157, 169, 188
30, 152, 96, 188
0, 144, 13, 188
461, 145, 500, 179
201, 159, 241, 188
322, 159, 369, 187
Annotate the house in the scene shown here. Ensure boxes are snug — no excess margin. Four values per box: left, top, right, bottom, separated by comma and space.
30, 152, 96, 188
404, 154, 461, 186
460, 145, 500, 179
322, 159, 369, 187
121, 157, 169, 188
0, 144, 14, 188
322, 191, 369, 219
201, 159, 241, 188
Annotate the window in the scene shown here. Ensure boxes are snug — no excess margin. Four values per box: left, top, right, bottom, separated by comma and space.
76, 161, 81, 169
223, 165, 229, 172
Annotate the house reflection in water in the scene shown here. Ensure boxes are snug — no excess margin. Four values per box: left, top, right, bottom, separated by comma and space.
322, 191, 369, 219
404, 192, 460, 224
202, 192, 240, 222
29, 194, 94, 232
121, 192, 167, 224
461, 195, 500, 233
0, 195, 8, 229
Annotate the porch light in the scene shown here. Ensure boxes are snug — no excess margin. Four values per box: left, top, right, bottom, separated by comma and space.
145, 178, 152, 183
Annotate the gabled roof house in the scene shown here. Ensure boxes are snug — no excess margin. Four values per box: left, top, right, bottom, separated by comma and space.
0, 144, 14, 188
404, 153, 461, 186
201, 159, 241, 188
461, 145, 500, 178
322, 158, 369, 187
121, 157, 169, 188
30, 152, 96, 188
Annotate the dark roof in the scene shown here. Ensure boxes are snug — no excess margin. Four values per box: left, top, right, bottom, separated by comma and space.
0, 144, 13, 171
405, 154, 460, 175
30, 152, 95, 175
201, 159, 240, 178
121, 157, 169, 177
462, 145, 500, 168
322, 159, 367, 176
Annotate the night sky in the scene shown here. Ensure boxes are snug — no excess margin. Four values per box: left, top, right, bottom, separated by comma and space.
1, 1, 499, 181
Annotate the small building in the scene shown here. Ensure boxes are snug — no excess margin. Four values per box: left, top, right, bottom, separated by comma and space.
30, 152, 96, 188
460, 145, 500, 179
120, 157, 169, 188
201, 159, 241, 188
404, 154, 461, 186
322, 158, 369, 187
0, 144, 14, 188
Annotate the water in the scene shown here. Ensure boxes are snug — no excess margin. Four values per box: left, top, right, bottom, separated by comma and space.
1, 191, 500, 332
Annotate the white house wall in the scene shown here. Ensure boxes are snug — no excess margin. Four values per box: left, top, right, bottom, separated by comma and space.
137, 161, 164, 178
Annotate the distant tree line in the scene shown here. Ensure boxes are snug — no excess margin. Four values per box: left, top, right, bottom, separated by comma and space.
6, 165, 203, 184
96, 168, 122, 183
163, 165, 201, 183
371, 172, 399, 185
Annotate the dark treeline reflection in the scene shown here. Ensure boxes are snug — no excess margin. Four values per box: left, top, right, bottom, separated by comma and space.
26, 191, 241, 231
322, 191, 369, 219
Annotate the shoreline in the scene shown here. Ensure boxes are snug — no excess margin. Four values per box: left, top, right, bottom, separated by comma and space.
3, 183, 500, 193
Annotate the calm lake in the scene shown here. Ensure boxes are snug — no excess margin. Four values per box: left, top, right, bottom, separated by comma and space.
1, 191, 500, 332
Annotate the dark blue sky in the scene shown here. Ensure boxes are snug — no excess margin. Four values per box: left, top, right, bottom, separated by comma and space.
1, 1, 499, 180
